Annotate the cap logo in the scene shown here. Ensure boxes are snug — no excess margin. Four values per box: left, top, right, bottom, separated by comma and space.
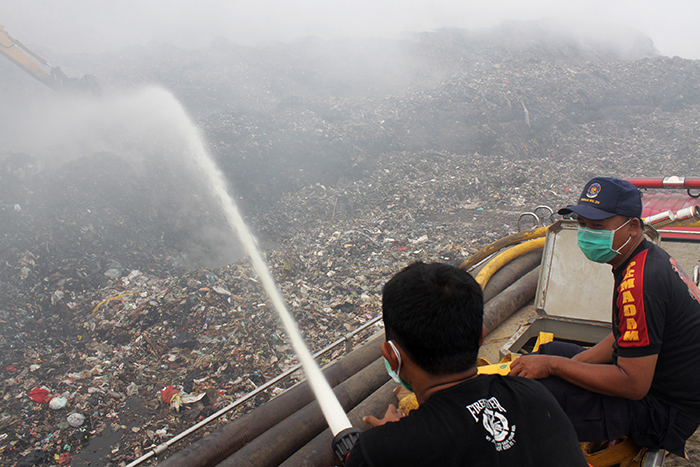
586, 183, 602, 199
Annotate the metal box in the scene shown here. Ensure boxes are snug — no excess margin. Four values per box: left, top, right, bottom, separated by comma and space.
500, 220, 660, 358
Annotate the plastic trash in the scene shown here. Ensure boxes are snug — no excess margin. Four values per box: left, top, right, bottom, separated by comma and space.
126, 382, 139, 396
212, 285, 232, 295
180, 392, 206, 404
67, 413, 86, 428
103, 268, 121, 280
28, 386, 51, 403
160, 385, 180, 404
49, 395, 68, 410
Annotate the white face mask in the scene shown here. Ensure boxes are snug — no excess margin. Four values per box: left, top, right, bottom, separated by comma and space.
384, 340, 413, 392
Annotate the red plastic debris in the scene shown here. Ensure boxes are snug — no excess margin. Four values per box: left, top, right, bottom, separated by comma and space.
28, 387, 51, 403
160, 385, 180, 404
4, 365, 17, 373
57, 452, 71, 465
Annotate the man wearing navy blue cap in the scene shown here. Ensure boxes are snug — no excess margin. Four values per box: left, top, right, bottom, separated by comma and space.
511, 177, 700, 463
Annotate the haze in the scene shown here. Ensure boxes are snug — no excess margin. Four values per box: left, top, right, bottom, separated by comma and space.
1, 0, 699, 59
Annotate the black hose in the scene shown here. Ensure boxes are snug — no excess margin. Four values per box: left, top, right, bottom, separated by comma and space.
279, 380, 397, 467
482, 249, 542, 303
156, 335, 383, 467
214, 359, 389, 467
273, 267, 541, 465
161, 251, 541, 466
273, 264, 542, 466
483, 267, 540, 335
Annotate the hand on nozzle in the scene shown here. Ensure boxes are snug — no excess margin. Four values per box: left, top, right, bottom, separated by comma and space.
362, 404, 405, 427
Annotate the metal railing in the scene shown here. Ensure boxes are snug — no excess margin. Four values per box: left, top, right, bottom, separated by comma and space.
518, 205, 555, 231
125, 315, 383, 467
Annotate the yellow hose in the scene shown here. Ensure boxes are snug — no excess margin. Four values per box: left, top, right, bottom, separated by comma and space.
474, 237, 546, 289
460, 226, 548, 271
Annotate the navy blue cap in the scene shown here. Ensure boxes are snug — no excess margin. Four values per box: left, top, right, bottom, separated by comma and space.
558, 177, 642, 220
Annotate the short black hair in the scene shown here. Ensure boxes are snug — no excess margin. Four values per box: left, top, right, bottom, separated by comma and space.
382, 262, 483, 376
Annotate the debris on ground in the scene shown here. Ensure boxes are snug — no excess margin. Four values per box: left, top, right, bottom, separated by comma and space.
2, 22, 700, 467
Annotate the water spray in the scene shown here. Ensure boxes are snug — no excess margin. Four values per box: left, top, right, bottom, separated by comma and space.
43, 87, 362, 465
176, 95, 361, 459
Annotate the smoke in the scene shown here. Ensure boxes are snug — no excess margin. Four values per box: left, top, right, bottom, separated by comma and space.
2, 90, 181, 165
0, 87, 245, 269
1, 0, 698, 58
0, 1, 697, 273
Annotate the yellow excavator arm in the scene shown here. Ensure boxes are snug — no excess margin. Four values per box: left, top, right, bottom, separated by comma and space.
0, 24, 99, 94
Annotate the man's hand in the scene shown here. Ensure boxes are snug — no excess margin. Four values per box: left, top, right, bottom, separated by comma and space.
362, 404, 405, 427
509, 351, 658, 399
509, 354, 554, 379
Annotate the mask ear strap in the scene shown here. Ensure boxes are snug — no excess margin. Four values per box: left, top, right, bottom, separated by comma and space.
615, 232, 632, 253
387, 340, 403, 374
613, 218, 633, 253
616, 218, 632, 231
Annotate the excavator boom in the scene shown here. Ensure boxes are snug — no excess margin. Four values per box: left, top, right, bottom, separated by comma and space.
0, 25, 99, 94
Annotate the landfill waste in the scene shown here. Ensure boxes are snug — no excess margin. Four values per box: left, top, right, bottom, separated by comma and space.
160, 386, 180, 405
67, 413, 86, 428
28, 387, 51, 404
15, 450, 47, 467
56, 452, 71, 465
2, 22, 700, 467
48, 396, 68, 411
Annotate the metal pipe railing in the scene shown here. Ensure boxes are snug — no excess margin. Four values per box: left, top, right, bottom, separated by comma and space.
125, 315, 383, 467
645, 206, 700, 229
654, 229, 700, 236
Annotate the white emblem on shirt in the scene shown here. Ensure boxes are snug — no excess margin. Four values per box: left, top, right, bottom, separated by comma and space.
465, 397, 516, 451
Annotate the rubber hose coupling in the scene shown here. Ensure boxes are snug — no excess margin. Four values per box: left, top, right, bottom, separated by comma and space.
332, 426, 361, 463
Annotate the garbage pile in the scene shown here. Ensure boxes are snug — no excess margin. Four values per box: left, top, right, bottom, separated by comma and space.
197, 55, 700, 210
0, 141, 681, 466
2, 23, 700, 467
0, 254, 382, 466
1, 143, 585, 466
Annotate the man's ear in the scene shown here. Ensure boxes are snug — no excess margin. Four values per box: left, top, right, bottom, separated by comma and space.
382, 341, 399, 371
479, 325, 487, 346
630, 217, 643, 236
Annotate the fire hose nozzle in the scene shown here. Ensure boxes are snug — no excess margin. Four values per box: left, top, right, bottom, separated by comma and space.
332, 426, 361, 463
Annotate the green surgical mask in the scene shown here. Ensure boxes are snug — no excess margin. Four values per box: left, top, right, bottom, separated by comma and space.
385, 340, 413, 392
577, 218, 632, 263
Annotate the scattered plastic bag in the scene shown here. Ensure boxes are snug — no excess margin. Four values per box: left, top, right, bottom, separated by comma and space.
56, 452, 71, 465
160, 385, 180, 404
170, 392, 182, 412
180, 392, 206, 404
126, 381, 139, 396
28, 386, 51, 403
49, 395, 68, 410
67, 412, 86, 427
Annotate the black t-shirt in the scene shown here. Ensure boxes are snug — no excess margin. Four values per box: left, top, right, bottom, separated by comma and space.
345, 375, 587, 467
612, 239, 700, 420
